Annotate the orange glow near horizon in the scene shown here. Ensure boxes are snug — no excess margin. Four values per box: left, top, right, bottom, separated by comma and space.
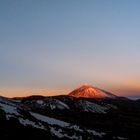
0, 87, 71, 98
0, 84, 140, 98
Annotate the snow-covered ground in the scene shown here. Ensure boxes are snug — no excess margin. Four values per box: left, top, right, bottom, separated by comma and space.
19, 118, 46, 130
30, 112, 70, 127
0, 102, 22, 120
0, 96, 129, 140
34, 98, 70, 110
77, 100, 108, 113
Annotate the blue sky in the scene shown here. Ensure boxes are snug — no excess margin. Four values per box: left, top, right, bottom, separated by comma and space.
0, 0, 140, 97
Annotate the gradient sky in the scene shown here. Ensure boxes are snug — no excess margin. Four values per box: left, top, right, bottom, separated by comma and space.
0, 0, 140, 97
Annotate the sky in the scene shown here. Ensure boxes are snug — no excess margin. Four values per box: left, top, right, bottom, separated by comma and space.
0, 0, 140, 97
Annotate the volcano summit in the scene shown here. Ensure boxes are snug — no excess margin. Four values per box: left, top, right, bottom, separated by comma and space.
68, 84, 116, 98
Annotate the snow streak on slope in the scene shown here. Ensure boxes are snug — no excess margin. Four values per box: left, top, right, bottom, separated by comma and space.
18, 118, 46, 130
0, 102, 22, 119
30, 112, 107, 139
76, 100, 108, 113
30, 112, 70, 127
0, 102, 46, 130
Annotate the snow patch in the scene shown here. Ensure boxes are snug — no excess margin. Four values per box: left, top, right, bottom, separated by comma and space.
78, 100, 108, 113
69, 125, 83, 132
36, 100, 44, 105
19, 118, 46, 130
57, 100, 69, 109
113, 136, 128, 140
0, 103, 21, 120
30, 112, 69, 127
87, 129, 106, 137
51, 127, 64, 138
50, 127, 82, 140
50, 104, 56, 110
117, 137, 128, 140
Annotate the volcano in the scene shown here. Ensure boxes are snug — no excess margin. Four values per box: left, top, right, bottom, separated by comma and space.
68, 84, 116, 98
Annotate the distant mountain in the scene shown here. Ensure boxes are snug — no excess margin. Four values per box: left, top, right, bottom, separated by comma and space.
0, 86, 140, 140
68, 84, 116, 98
